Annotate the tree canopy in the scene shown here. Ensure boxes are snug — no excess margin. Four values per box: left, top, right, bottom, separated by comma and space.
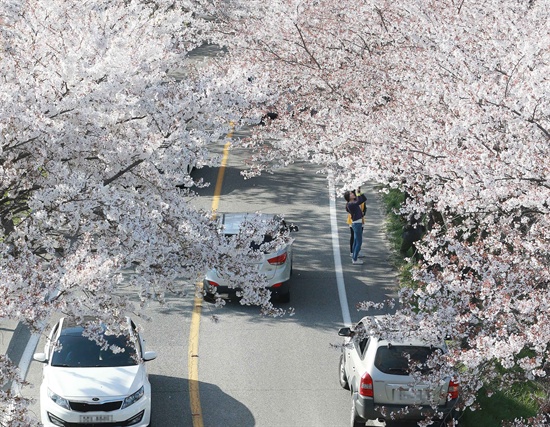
0, 1, 286, 422
1, 0, 548, 425
201, 0, 549, 424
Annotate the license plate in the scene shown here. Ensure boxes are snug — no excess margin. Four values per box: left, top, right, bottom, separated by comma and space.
399, 388, 420, 402
79, 415, 113, 423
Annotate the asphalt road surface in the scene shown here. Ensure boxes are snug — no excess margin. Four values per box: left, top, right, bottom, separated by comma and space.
18, 141, 407, 427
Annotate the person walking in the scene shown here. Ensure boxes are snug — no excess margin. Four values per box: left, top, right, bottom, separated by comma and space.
344, 189, 367, 265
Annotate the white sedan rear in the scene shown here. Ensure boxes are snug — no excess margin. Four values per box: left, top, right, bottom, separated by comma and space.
204, 212, 298, 303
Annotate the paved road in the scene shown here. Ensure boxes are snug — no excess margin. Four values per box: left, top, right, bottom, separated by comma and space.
1, 41, 416, 427
11, 142, 405, 426
188, 145, 401, 427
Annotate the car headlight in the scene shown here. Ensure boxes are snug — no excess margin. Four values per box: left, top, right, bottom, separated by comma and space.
47, 388, 70, 410
121, 385, 144, 409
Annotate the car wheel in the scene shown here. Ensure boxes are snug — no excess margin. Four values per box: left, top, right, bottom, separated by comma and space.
339, 354, 350, 390
203, 292, 216, 303
351, 397, 365, 427
277, 290, 290, 303
434, 409, 460, 426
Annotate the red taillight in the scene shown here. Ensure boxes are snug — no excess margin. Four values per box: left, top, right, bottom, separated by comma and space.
207, 280, 219, 287
268, 252, 287, 265
271, 283, 283, 288
448, 379, 460, 400
359, 372, 374, 397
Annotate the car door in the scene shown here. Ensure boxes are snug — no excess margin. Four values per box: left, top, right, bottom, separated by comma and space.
130, 319, 144, 358
44, 320, 61, 361
345, 321, 371, 391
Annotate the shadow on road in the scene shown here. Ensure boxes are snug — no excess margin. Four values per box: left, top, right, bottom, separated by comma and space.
150, 374, 255, 427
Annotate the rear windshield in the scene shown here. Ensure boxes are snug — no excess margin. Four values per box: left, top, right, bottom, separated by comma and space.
374, 345, 438, 375
51, 333, 138, 368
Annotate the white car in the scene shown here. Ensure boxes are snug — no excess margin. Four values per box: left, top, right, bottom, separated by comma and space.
203, 213, 298, 303
33, 317, 157, 427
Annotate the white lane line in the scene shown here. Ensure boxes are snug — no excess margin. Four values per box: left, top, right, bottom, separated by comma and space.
328, 174, 352, 327
7, 325, 44, 423
14, 292, 58, 389
17, 332, 41, 383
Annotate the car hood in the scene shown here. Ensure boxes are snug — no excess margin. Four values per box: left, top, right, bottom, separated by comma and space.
45, 365, 144, 398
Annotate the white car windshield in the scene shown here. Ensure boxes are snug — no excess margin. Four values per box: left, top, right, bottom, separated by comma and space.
51, 330, 138, 368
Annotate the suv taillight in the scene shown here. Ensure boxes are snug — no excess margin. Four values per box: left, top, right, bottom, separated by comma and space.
207, 280, 219, 287
268, 253, 287, 265
448, 379, 460, 400
359, 372, 374, 397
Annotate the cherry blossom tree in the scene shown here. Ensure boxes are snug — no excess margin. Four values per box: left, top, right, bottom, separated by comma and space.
0, 1, 291, 422
198, 0, 550, 423
1, 0, 549, 424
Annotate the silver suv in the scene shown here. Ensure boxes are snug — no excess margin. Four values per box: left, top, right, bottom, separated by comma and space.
338, 316, 460, 426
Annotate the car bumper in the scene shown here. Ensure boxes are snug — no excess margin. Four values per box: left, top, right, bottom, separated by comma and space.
203, 279, 290, 302
354, 392, 459, 422
40, 394, 151, 427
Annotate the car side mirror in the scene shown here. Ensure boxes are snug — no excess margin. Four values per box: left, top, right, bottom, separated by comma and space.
338, 327, 354, 337
289, 224, 299, 232
143, 351, 157, 361
33, 353, 48, 363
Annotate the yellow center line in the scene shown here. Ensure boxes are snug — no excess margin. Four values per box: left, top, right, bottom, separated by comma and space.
188, 127, 233, 427
212, 138, 232, 214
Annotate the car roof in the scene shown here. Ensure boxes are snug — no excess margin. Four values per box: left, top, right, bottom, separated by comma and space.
357, 315, 444, 348
218, 212, 278, 235
375, 338, 440, 348
58, 316, 131, 336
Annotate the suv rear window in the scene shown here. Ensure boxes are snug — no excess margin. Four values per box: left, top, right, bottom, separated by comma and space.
374, 345, 438, 375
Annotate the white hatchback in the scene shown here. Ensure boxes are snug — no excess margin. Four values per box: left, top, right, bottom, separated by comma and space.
33, 317, 157, 427
203, 213, 298, 303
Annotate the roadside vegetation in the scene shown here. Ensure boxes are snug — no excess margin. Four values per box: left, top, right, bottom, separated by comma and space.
379, 187, 548, 426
